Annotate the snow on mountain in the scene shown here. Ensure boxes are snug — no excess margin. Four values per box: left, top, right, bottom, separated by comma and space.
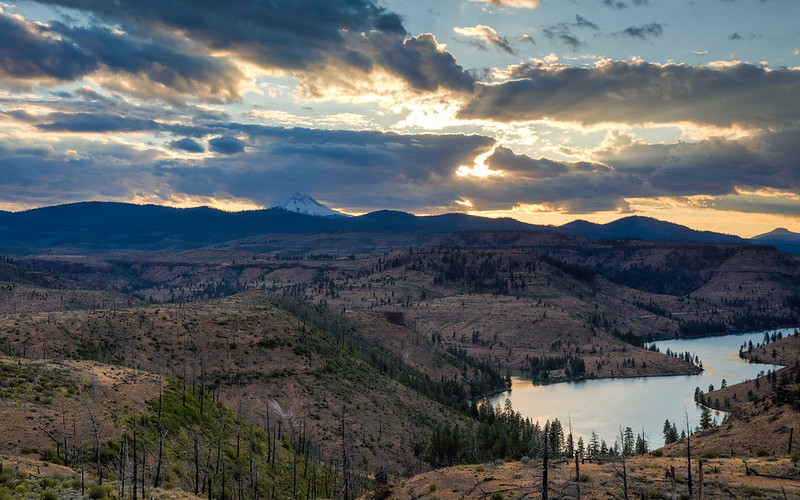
274, 193, 351, 218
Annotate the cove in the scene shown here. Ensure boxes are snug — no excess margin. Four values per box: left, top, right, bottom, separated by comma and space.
486, 330, 788, 446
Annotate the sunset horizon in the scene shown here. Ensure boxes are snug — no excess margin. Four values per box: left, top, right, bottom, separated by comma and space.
1, 0, 799, 237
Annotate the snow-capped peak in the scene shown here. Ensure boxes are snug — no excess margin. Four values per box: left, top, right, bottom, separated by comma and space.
274, 193, 350, 218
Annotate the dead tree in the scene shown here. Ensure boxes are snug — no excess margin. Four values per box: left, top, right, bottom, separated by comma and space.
685, 410, 693, 497
81, 396, 103, 485
542, 422, 549, 500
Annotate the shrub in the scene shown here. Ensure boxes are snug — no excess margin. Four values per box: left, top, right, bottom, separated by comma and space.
88, 483, 109, 499
740, 485, 764, 497
41, 490, 58, 500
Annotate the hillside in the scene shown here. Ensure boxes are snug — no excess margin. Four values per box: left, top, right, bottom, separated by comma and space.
1, 225, 799, 497
0, 201, 758, 252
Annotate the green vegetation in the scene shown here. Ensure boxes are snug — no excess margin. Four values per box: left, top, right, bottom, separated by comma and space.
527, 354, 586, 381
0, 360, 79, 404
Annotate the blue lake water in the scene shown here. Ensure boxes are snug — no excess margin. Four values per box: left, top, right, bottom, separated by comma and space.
486, 330, 789, 446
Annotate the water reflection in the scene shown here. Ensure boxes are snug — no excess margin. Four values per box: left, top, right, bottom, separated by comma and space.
485, 330, 787, 445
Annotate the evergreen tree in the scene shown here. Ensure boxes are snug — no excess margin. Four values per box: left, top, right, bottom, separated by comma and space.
663, 419, 679, 445
548, 419, 564, 456
635, 431, 648, 455
663, 419, 673, 446
588, 431, 599, 458
623, 427, 635, 456
576, 437, 585, 460
699, 407, 714, 430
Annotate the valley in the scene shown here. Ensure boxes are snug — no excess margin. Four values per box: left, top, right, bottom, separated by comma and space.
0, 206, 799, 498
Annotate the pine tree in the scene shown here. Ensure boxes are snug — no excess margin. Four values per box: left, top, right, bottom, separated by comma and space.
588, 431, 600, 458
699, 407, 713, 430
623, 427, 635, 456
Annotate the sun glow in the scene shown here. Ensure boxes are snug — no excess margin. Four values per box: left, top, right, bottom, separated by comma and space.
456, 143, 504, 178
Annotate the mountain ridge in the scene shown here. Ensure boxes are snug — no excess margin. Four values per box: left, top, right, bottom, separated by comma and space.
0, 200, 791, 253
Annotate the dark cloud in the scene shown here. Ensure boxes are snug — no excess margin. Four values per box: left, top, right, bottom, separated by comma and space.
575, 15, 599, 30
619, 23, 663, 40
170, 138, 205, 153
729, 32, 743, 40
459, 60, 800, 128
0, 12, 243, 102
0, 14, 94, 86
486, 147, 567, 178
29, 0, 474, 94
24, 111, 209, 137
593, 129, 800, 202
3, 118, 800, 216
542, 26, 583, 50
209, 136, 247, 155
36, 113, 168, 133
542, 15, 599, 51
370, 33, 475, 92
603, 0, 649, 8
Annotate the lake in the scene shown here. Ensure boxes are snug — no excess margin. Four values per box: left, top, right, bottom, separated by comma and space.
486, 330, 790, 447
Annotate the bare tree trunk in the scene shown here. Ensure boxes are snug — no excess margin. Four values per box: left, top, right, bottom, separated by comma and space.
542, 422, 548, 500
341, 405, 350, 500
575, 450, 580, 499
698, 458, 704, 500
82, 397, 103, 485
685, 410, 693, 498
617, 427, 628, 500
132, 416, 138, 500
194, 431, 200, 496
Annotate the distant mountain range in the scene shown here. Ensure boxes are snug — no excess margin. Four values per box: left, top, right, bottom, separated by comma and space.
750, 227, 800, 254
558, 216, 744, 244
0, 196, 794, 253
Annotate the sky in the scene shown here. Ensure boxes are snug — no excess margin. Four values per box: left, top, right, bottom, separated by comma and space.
1, 0, 799, 237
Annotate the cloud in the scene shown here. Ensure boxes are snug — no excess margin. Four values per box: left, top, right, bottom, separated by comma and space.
29, 0, 474, 96
542, 26, 583, 51
468, 0, 540, 9
170, 138, 205, 153
485, 146, 567, 178
4, 113, 800, 217
0, 13, 95, 87
619, 23, 664, 40
454, 25, 516, 54
592, 128, 800, 204
603, 0, 649, 8
209, 136, 247, 155
459, 60, 800, 128
541, 16, 599, 51
0, 13, 244, 102
575, 15, 599, 30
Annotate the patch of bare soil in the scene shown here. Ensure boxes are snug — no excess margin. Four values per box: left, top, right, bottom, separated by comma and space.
384, 454, 800, 499
0, 356, 160, 457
